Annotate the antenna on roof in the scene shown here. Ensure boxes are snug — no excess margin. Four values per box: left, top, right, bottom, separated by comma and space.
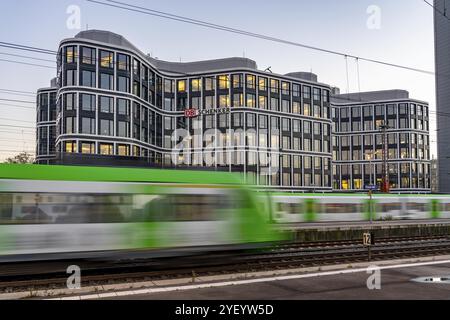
264, 67, 272, 73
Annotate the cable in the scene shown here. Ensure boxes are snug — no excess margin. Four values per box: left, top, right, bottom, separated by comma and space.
0, 103, 35, 110
0, 58, 55, 69
0, 88, 36, 95
0, 90, 36, 98
0, 52, 55, 63
84, 0, 435, 76
0, 98, 35, 104
0, 41, 57, 55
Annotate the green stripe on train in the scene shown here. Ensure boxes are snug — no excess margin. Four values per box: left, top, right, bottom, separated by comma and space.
364, 199, 377, 221
0, 164, 242, 185
431, 199, 441, 219
304, 199, 317, 222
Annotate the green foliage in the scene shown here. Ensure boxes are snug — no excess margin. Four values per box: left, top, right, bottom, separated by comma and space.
4, 152, 34, 164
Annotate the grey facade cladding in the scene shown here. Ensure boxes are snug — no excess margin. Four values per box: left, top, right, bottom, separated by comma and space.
434, 0, 450, 192
36, 86, 58, 164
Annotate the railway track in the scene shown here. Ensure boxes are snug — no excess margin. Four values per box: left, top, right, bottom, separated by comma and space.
0, 235, 449, 293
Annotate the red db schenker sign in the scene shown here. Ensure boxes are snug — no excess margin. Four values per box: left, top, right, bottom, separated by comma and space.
184, 108, 199, 118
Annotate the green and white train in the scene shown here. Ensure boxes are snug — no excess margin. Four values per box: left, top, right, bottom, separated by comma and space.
0, 164, 281, 262
0, 164, 448, 262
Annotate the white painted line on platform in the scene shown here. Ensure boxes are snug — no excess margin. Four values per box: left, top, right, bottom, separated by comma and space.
47, 259, 450, 300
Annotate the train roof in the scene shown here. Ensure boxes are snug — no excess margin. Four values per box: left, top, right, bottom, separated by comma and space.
268, 192, 441, 197
0, 164, 243, 185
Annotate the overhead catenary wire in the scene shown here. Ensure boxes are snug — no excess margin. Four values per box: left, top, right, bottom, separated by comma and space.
85, 0, 436, 76
0, 52, 55, 63
0, 41, 57, 55
0, 58, 55, 69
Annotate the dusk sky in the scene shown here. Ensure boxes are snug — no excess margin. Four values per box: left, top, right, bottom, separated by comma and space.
0, 0, 437, 161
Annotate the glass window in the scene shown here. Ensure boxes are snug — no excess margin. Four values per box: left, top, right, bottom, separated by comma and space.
80, 93, 95, 112
99, 96, 113, 113
303, 86, 311, 99
117, 76, 129, 93
218, 75, 229, 89
259, 95, 267, 109
164, 79, 174, 93
64, 93, 76, 111
281, 82, 290, 95
270, 79, 279, 93
117, 144, 130, 156
99, 143, 113, 155
246, 93, 256, 108
177, 79, 186, 92
270, 97, 279, 111
65, 69, 76, 86
313, 88, 321, 101
219, 94, 230, 108
191, 78, 201, 91
204, 77, 214, 91
282, 100, 290, 113
99, 73, 113, 90
100, 119, 113, 136
81, 70, 96, 87
117, 53, 130, 71
258, 77, 267, 91
246, 74, 256, 89
303, 103, 311, 116
117, 98, 130, 115
81, 142, 95, 154
117, 121, 130, 137
81, 117, 95, 134
99, 50, 114, 68
81, 46, 95, 65
64, 141, 76, 153
65, 46, 77, 63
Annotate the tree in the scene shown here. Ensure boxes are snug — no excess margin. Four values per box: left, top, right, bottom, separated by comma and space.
4, 151, 34, 164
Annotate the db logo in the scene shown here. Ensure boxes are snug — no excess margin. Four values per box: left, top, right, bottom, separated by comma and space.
184, 108, 199, 118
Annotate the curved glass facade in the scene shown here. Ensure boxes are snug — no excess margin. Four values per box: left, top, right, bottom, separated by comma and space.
37, 31, 333, 191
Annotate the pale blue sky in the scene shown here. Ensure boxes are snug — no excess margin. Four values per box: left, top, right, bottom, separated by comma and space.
0, 0, 437, 161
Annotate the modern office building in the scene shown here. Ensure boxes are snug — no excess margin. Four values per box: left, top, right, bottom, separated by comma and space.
331, 90, 431, 193
35, 30, 431, 192
434, 0, 450, 193
36, 79, 58, 164
36, 30, 333, 191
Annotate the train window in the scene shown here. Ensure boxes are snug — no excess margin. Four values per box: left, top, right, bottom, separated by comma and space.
379, 202, 402, 213
276, 201, 302, 215
406, 202, 428, 213
138, 192, 233, 222
322, 202, 362, 214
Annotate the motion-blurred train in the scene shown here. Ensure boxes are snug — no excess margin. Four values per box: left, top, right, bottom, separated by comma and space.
0, 164, 448, 262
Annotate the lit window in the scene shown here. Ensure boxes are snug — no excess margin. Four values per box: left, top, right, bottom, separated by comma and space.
281, 82, 290, 95
81, 47, 96, 65
259, 77, 267, 91
246, 94, 256, 108
117, 144, 130, 156
117, 53, 130, 71
218, 75, 229, 89
99, 143, 113, 155
259, 96, 267, 109
246, 74, 256, 89
64, 141, 76, 153
177, 80, 186, 92
81, 142, 95, 154
270, 79, 279, 93
191, 78, 201, 91
65, 46, 77, 63
219, 94, 230, 108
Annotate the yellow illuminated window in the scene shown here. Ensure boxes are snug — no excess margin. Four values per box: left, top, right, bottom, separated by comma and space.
342, 180, 349, 190
259, 96, 267, 109
100, 51, 113, 68
353, 179, 362, 189
81, 142, 94, 154
304, 103, 311, 116
219, 94, 230, 108
259, 77, 267, 91
246, 74, 256, 89
218, 75, 229, 89
191, 78, 201, 91
99, 143, 113, 155
177, 80, 186, 92
270, 79, 279, 93
117, 144, 130, 156
246, 94, 255, 108
65, 141, 76, 153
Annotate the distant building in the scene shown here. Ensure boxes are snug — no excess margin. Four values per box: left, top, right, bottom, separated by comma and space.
434, 0, 450, 192
331, 90, 431, 193
36, 78, 57, 164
